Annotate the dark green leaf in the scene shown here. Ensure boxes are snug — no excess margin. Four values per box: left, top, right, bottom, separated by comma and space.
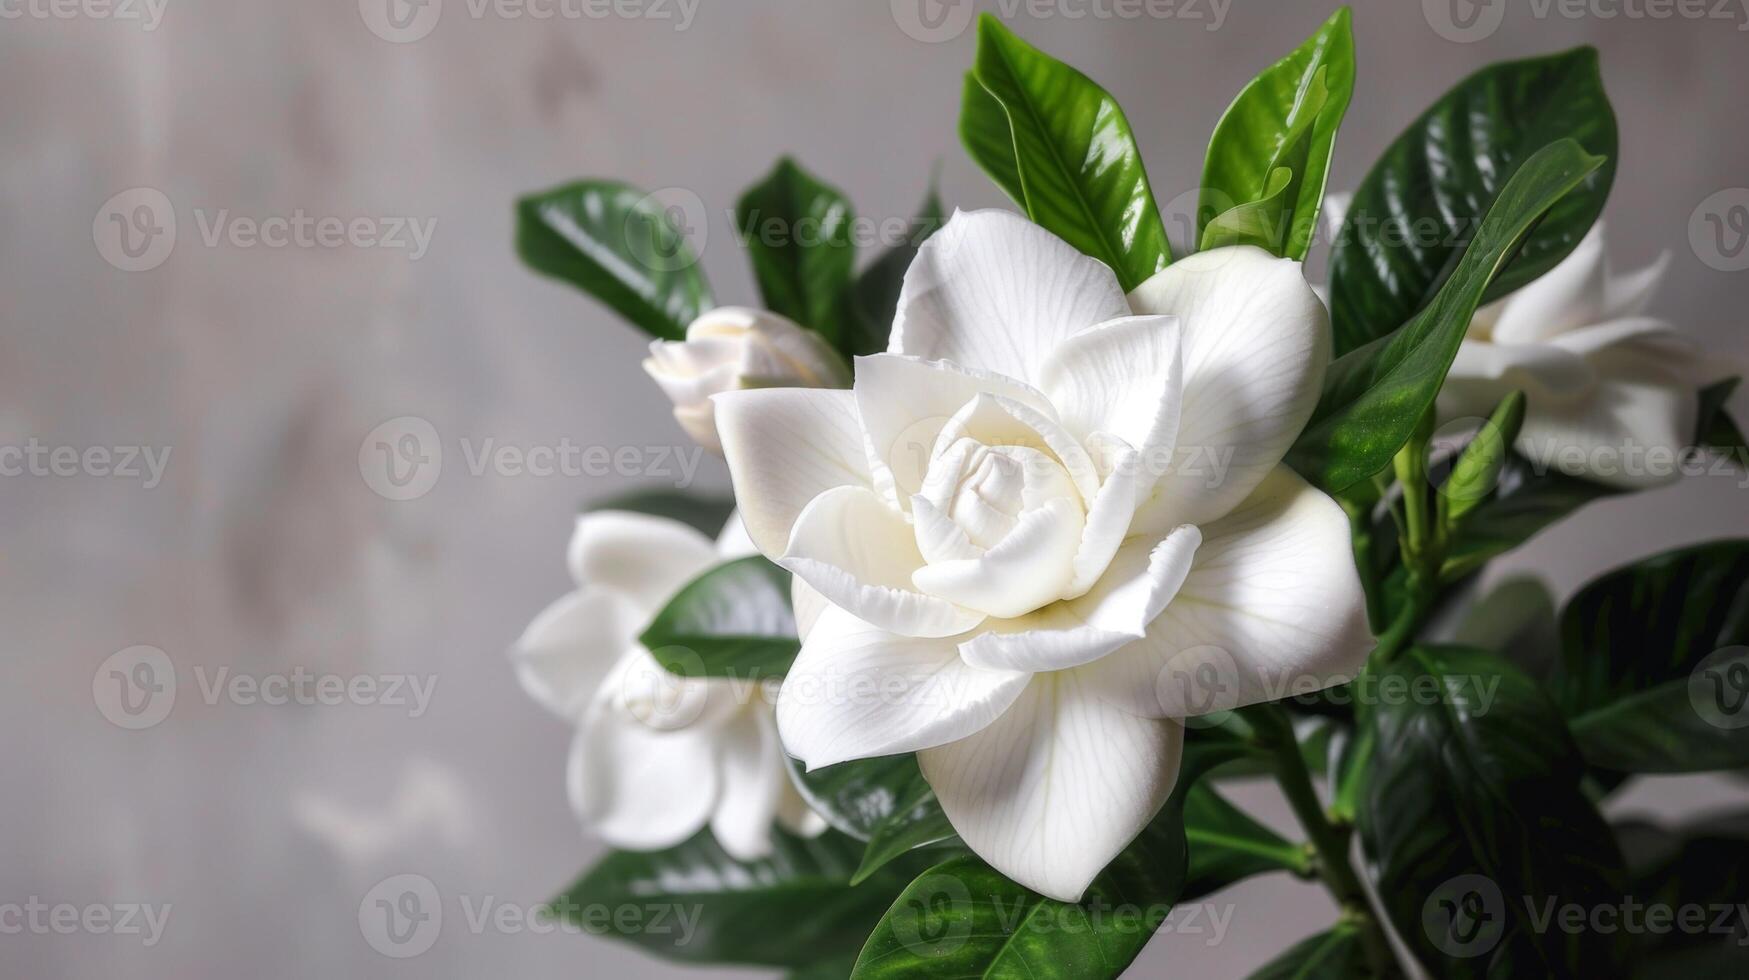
1182, 782, 1306, 900
641, 556, 799, 680
965, 14, 1170, 290
1288, 139, 1606, 492
516, 180, 712, 340
1551, 541, 1749, 773
1198, 7, 1354, 260
1328, 47, 1617, 355
1361, 645, 1628, 977
1247, 923, 1369, 979
850, 794, 1188, 979
789, 753, 934, 841
840, 189, 946, 358
586, 489, 735, 537
735, 158, 857, 341
852, 770, 960, 886
547, 828, 928, 968
1618, 813, 1749, 960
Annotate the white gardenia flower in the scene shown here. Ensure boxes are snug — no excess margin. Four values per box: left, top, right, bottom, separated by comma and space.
644, 306, 851, 453
714, 209, 1373, 901
510, 509, 825, 861
1440, 222, 1723, 488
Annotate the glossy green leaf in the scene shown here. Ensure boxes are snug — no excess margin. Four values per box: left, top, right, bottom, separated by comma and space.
1571, 646, 1749, 772
1439, 390, 1527, 529
1182, 782, 1306, 900
515, 180, 712, 341
851, 769, 959, 886
1200, 165, 1297, 254
788, 753, 935, 841
964, 14, 1170, 290
960, 73, 1026, 205
1328, 47, 1617, 355
1618, 813, 1749, 960
1360, 645, 1628, 978
641, 556, 799, 680
840, 189, 945, 358
850, 796, 1188, 979
1287, 139, 1605, 493
547, 828, 928, 968
788, 954, 863, 980
1198, 7, 1354, 260
735, 158, 857, 341
1247, 923, 1368, 979
585, 489, 734, 537
1551, 541, 1749, 773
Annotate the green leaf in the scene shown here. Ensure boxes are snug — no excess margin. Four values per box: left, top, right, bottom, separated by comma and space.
840, 188, 945, 358
516, 180, 712, 340
1328, 47, 1617, 355
1200, 165, 1298, 254
1438, 390, 1527, 529
1570, 646, 1749, 773
1247, 923, 1368, 978
960, 73, 1026, 205
965, 14, 1170, 290
547, 828, 928, 968
1618, 813, 1749, 958
1286, 139, 1605, 493
585, 489, 734, 537
789, 752, 938, 841
1551, 541, 1749, 773
1197, 7, 1354, 260
1439, 452, 1621, 580
1360, 645, 1628, 977
788, 954, 863, 980
851, 771, 960, 886
1182, 782, 1306, 900
850, 796, 1188, 979
641, 556, 800, 680
735, 158, 857, 341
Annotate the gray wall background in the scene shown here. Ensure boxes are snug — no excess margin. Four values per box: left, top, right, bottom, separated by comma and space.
2, 0, 1747, 976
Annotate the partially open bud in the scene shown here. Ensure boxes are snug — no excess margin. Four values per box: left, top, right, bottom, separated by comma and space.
643, 306, 850, 454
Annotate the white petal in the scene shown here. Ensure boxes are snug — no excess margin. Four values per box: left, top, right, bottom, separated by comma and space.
918, 671, 1185, 903
1513, 349, 1698, 490
930, 392, 1101, 506
1437, 339, 1595, 422
890, 209, 1131, 387
1064, 446, 1144, 597
854, 353, 1057, 504
912, 498, 1083, 619
509, 588, 641, 720
782, 486, 985, 638
715, 388, 874, 558
1544, 316, 1694, 362
790, 576, 830, 644
959, 525, 1201, 673
710, 708, 787, 861
568, 661, 721, 851
776, 606, 1031, 769
1602, 249, 1669, 321
1127, 246, 1330, 531
1082, 466, 1372, 718
1039, 314, 1184, 460
1490, 224, 1608, 345
567, 511, 719, 613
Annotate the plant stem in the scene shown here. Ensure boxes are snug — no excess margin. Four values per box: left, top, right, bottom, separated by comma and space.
1253, 705, 1396, 977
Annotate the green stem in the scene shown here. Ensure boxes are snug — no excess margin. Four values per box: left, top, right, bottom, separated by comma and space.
1253, 705, 1396, 977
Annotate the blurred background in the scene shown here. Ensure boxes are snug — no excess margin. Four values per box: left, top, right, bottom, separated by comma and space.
3, 0, 1747, 976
